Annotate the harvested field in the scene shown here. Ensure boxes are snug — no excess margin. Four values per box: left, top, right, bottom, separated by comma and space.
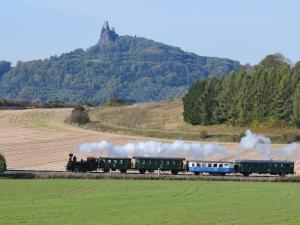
0, 108, 157, 170
0, 108, 299, 173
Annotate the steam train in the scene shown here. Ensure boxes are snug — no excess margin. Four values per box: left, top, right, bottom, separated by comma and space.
66, 154, 295, 176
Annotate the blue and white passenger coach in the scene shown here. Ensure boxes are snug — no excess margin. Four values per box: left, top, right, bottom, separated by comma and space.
187, 161, 235, 175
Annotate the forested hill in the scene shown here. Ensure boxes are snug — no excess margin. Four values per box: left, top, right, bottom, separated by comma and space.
0, 22, 240, 103
183, 54, 300, 128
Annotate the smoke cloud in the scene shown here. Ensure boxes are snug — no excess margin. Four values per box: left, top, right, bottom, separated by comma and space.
238, 130, 272, 159
73, 130, 300, 161
73, 140, 230, 159
238, 130, 300, 160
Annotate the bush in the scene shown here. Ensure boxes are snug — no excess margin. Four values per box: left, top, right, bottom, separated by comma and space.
70, 105, 90, 125
199, 130, 208, 139
104, 98, 128, 107
232, 131, 245, 142
282, 133, 300, 143
0, 153, 7, 172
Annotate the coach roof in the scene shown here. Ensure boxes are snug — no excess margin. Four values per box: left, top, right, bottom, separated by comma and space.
235, 160, 294, 164
133, 156, 185, 160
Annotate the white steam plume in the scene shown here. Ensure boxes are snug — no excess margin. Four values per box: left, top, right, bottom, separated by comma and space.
238, 130, 300, 160
73, 130, 300, 161
73, 140, 230, 159
238, 130, 272, 159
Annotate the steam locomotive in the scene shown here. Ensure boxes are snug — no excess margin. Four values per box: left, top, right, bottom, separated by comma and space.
66, 154, 295, 176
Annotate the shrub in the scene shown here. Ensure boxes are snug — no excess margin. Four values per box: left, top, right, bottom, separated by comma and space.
70, 105, 90, 125
0, 153, 7, 172
232, 131, 245, 142
199, 130, 208, 139
282, 133, 300, 143
105, 98, 128, 107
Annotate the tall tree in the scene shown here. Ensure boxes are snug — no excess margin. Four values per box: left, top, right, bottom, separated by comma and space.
292, 82, 300, 127
183, 54, 300, 127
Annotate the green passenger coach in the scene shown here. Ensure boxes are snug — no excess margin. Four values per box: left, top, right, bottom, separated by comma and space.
133, 156, 185, 174
98, 157, 132, 173
234, 160, 294, 176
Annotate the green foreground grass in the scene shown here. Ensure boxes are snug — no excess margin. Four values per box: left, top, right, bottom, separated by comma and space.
0, 180, 299, 225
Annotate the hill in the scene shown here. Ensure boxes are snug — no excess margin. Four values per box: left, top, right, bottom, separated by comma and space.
0, 21, 240, 103
85, 99, 300, 143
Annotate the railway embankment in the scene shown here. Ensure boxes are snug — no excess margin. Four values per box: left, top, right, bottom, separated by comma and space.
1, 170, 300, 182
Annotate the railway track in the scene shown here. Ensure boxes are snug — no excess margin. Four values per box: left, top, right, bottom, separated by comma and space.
1, 170, 300, 182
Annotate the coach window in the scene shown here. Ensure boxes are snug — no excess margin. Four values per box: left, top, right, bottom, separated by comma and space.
208, 163, 211, 167
213, 164, 217, 167
219, 164, 223, 168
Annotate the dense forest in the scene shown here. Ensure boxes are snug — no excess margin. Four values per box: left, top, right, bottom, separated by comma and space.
183, 54, 300, 128
0, 23, 240, 103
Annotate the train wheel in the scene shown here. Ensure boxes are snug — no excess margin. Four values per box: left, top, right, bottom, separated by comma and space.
171, 170, 178, 175
194, 172, 200, 175
103, 169, 109, 173
120, 169, 127, 174
243, 173, 250, 177
139, 169, 146, 174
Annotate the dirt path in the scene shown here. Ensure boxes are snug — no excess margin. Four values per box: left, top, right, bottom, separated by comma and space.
0, 108, 299, 173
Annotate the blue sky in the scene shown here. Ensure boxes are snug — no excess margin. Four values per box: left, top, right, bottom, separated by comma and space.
0, 0, 299, 65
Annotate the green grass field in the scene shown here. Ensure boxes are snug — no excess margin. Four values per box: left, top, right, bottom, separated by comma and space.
0, 180, 299, 225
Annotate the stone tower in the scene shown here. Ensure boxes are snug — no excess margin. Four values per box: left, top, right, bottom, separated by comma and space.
99, 21, 118, 46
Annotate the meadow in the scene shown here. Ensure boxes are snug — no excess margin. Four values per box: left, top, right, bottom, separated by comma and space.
87, 100, 300, 143
0, 179, 299, 225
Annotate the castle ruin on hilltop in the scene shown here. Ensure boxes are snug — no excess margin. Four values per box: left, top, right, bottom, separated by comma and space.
99, 21, 119, 46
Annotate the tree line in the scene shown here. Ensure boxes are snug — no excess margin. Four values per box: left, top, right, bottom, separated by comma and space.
0, 98, 98, 109
183, 54, 300, 128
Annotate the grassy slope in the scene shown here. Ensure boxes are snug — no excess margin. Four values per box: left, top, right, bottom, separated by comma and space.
0, 179, 299, 225
86, 100, 300, 143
